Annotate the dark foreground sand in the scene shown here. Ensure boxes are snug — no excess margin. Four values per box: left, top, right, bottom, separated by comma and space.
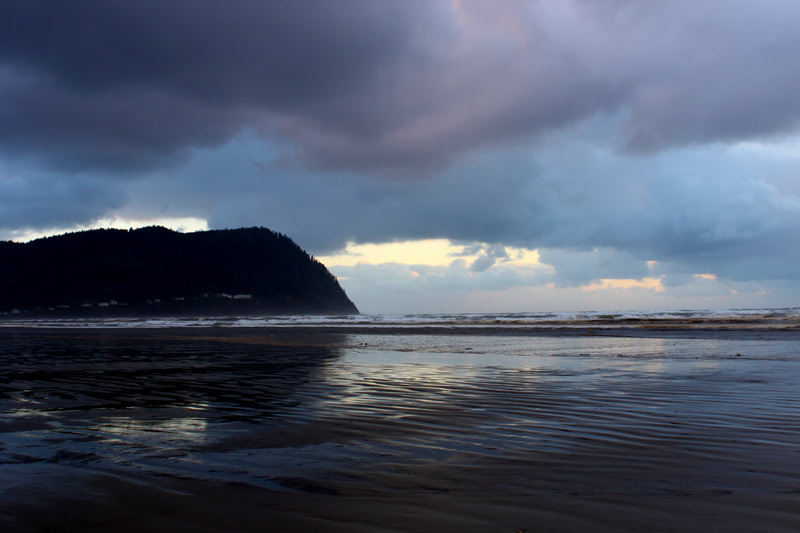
1, 327, 799, 532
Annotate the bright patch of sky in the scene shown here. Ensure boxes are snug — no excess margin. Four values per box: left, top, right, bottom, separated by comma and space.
8, 216, 208, 243
316, 240, 541, 268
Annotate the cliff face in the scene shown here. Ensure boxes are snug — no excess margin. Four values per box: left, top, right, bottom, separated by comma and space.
0, 227, 359, 316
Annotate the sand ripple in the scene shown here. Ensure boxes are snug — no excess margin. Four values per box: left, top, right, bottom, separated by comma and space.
1, 328, 799, 531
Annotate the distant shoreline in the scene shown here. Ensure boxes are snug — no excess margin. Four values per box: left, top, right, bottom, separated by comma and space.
1, 323, 798, 342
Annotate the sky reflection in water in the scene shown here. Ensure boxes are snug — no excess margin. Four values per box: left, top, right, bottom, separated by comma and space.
1, 328, 799, 495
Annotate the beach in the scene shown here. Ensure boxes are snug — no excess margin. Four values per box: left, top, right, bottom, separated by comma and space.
1, 321, 799, 531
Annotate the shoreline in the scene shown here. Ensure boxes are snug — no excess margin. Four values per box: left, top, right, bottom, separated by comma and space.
2, 322, 799, 341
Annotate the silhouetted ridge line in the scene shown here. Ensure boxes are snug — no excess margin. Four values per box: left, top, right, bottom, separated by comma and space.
0, 226, 359, 316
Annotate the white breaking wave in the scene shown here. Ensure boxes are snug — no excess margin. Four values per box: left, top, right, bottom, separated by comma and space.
1, 308, 799, 328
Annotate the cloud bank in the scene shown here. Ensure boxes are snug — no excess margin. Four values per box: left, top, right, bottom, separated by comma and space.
2, 0, 800, 173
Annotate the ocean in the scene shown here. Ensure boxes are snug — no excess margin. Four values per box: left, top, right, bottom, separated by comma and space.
1, 310, 799, 531
3, 307, 800, 328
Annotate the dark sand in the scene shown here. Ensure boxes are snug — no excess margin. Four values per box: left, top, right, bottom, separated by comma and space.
1, 327, 799, 531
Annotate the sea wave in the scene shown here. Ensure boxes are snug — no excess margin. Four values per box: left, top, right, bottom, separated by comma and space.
2, 308, 800, 329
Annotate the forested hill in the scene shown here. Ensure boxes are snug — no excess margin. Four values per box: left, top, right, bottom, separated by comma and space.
0, 227, 359, 316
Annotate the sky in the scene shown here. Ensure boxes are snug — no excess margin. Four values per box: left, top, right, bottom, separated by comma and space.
2, 0, 800, 314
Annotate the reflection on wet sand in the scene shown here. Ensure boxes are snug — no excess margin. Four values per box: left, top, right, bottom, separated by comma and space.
1, 327, 800, 532
0, 330, 346, 478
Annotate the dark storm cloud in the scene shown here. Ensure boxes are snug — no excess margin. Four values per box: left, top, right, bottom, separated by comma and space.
0, 71, 246, 171
622, 0, 800, 152
468, 245, 509, 273
0, 0, 444, 170
2, 1, 800, 173
0, 170, 125, 235
0, 0, 414, 102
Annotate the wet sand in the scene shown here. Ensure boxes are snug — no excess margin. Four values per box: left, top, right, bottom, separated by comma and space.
1, 327, 799, 531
